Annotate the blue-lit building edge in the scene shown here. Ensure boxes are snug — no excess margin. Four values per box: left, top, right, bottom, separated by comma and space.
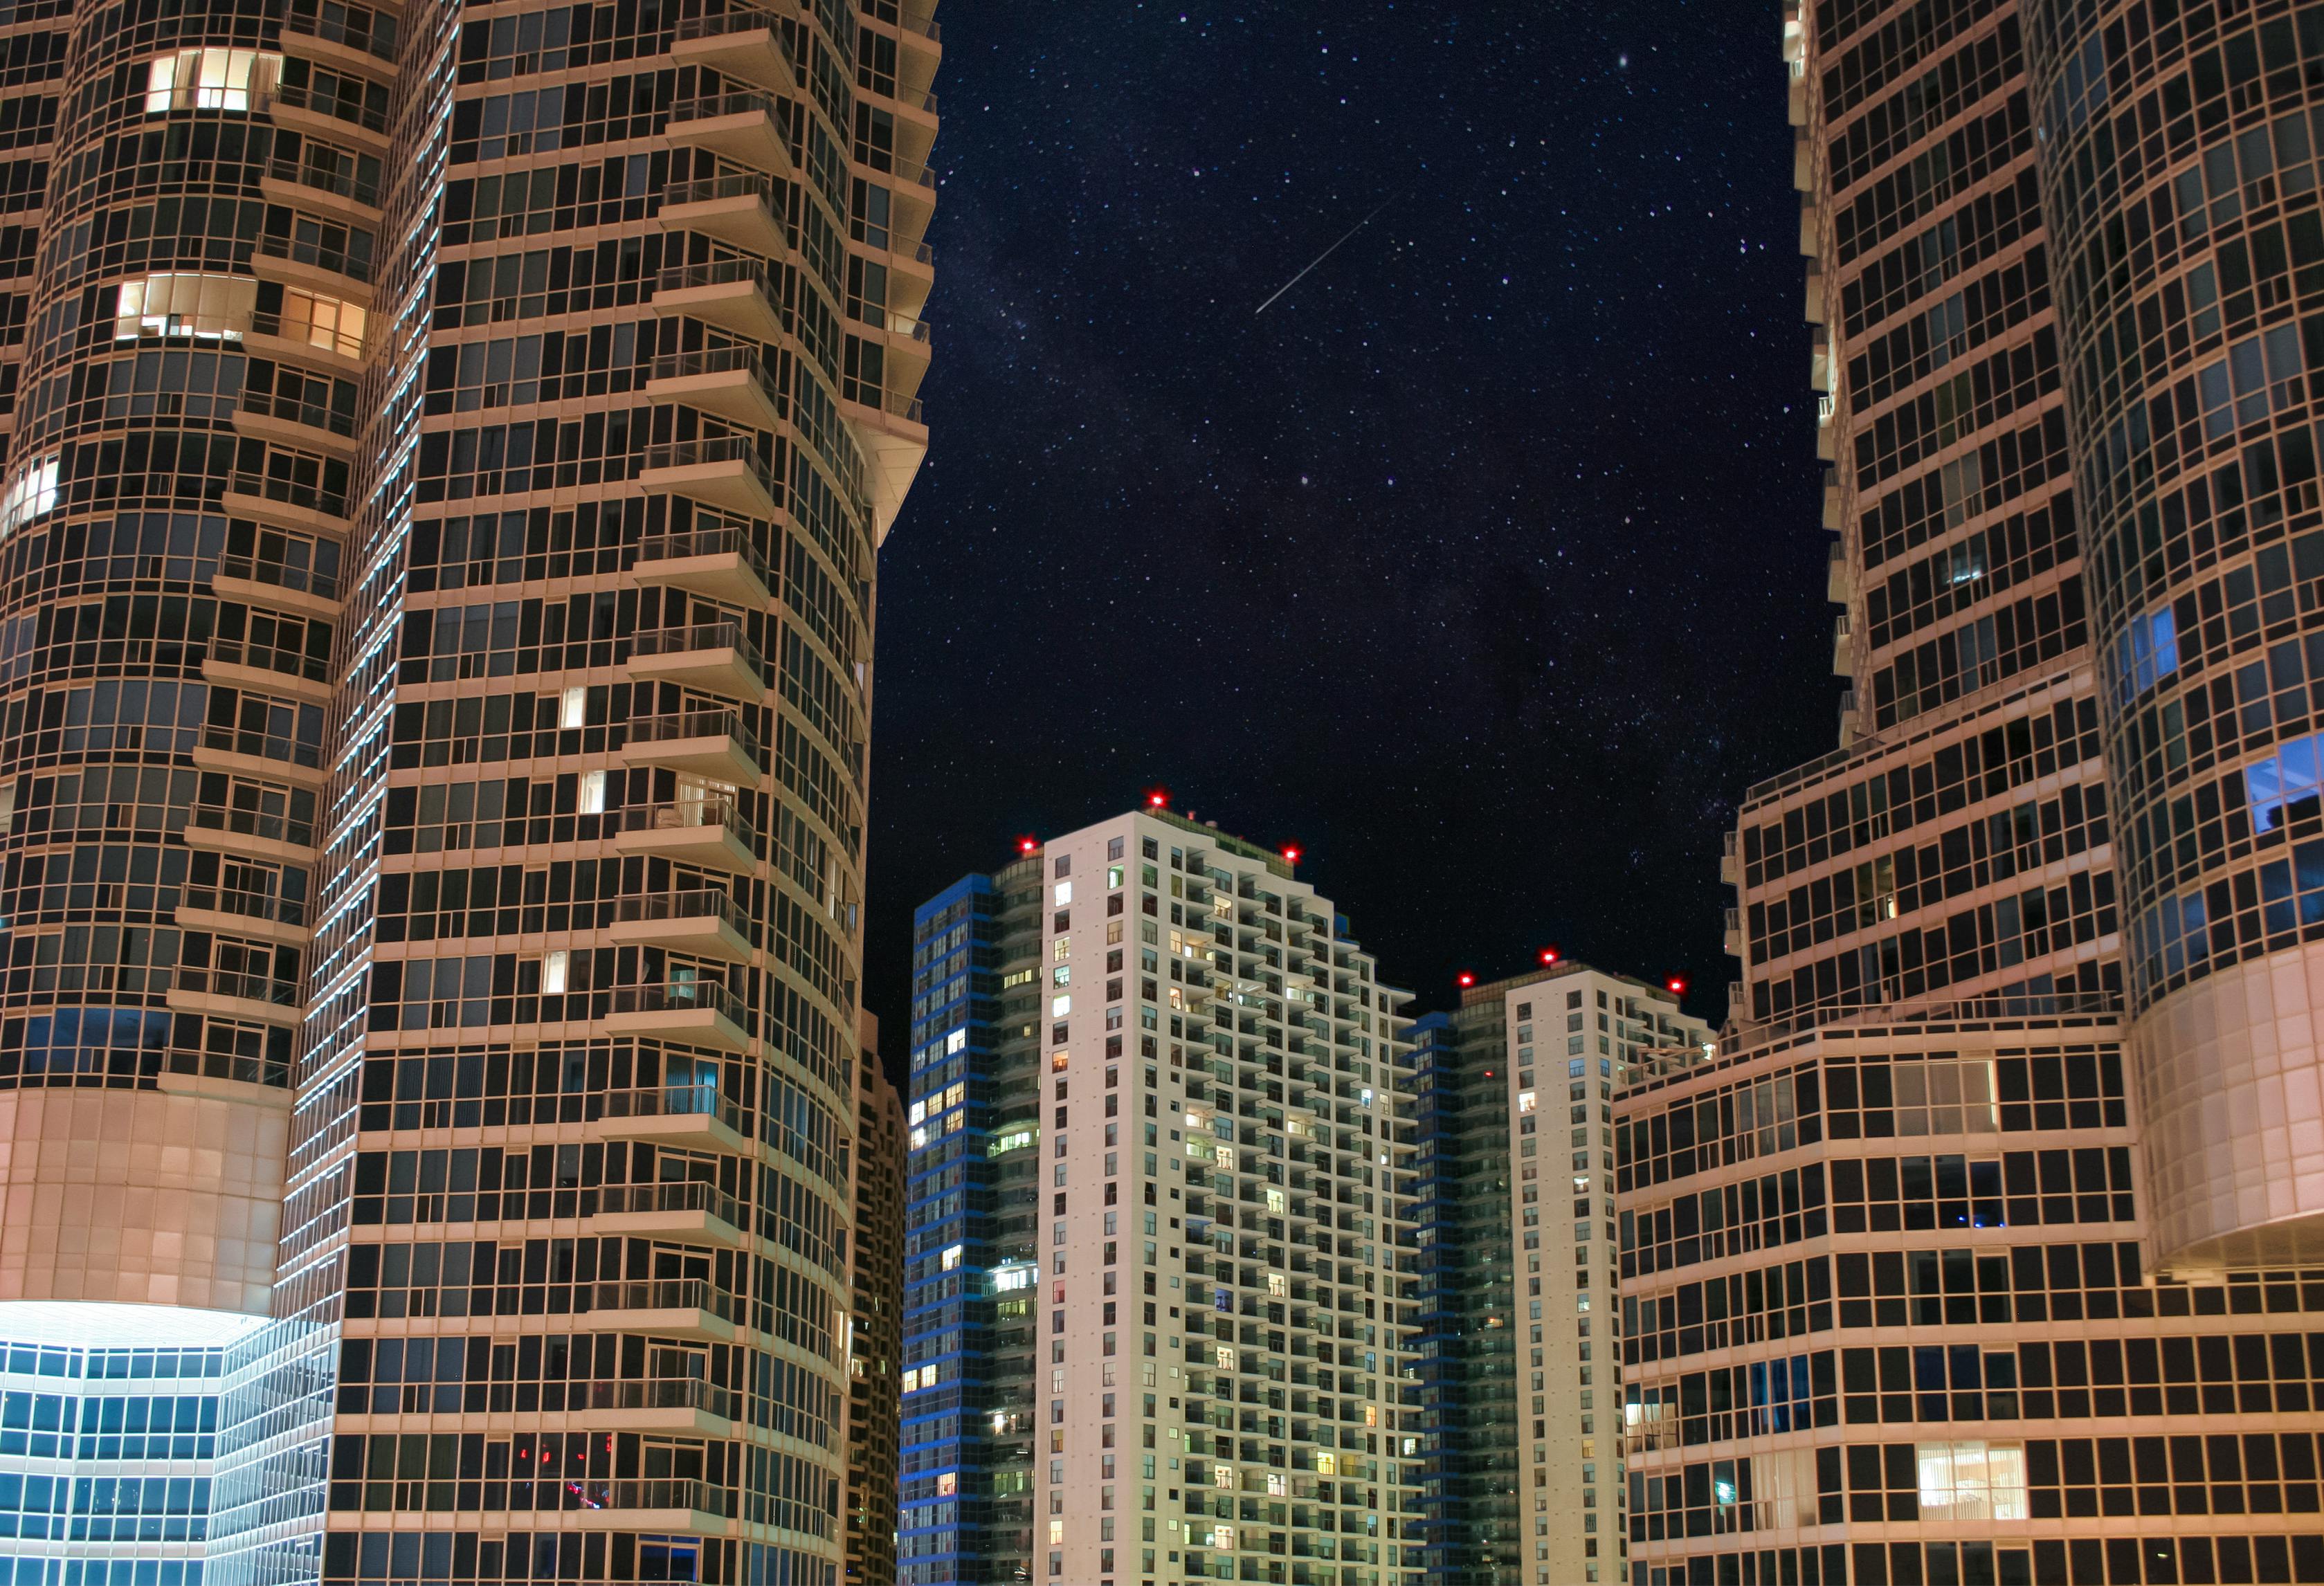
0, 1336, 227, 1586
899, 873, 1008, 1586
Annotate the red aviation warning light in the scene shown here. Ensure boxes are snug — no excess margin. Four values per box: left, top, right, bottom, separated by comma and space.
1147, 789, 1170, 809
1538, 947, 1561, 965
1282, 844, 1302, 864
1456, 972, 1477, 989
1666, 976, 1689, 996
1018, 836, 1038, 855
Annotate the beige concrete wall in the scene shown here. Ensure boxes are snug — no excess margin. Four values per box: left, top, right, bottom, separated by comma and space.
0, 1078, 289, 1315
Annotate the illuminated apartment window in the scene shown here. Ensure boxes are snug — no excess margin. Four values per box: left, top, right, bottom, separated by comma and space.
114, 273, 257, 342
0, 454, 60, 537
271, 286, 367, 360
144, 48, 277, 113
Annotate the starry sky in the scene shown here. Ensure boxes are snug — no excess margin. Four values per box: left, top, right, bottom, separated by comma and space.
863, 0, 1834, 1063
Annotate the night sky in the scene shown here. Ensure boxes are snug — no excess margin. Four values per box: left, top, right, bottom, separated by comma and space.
863, 0, 1834, 1066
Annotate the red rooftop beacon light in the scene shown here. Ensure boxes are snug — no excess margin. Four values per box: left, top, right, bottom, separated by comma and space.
1018, 836, 1038, 855
1666, 976, 1689, 996
1456, 972, 1477, 989
1539, 947, 1561, 966
1147, 788, 1170, 809
1282, 844, 1302, 865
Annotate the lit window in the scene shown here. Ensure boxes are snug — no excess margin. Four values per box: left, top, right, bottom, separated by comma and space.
114, 273, 257, 342
941, 1245, 963, 1270
1051, 994, 1071, 1018
1052, 965, 1071, 988
946, 1029, 967, 1055
1516, 1090, 1536, 1114
0, 455, 59, 538
576, 770, 606, 814
1053, 881, 1073, 906
1917, 1440, 2028, 1521
271, 284, 367, 358
540, 951, 568, 995
1054, 936, 1071, 960
560, 685, 587, 729
144, 47, 276, 113
936, 1473, 956, 1497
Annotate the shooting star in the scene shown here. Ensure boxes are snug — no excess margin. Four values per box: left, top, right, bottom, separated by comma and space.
1254, 188, 1406, 316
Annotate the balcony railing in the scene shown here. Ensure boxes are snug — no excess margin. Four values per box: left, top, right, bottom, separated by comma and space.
214, 552, 343, 603
657, 256, 772, 295
600, 1084, 751, 1138
183, 885, 309, 929
265, 155, 382, 210
520, 1477, 732, 1517
255, 81, 391, 134
648, 345, 784, 405
663, 172, 778, 211
224, 469, 350, 521
884, 388, 924, 423
634, 526, 772, 588
610, 888, 750, 937
630, 620, 766, 683
206, 636, 331, 684
594, 1177, 746, 1233
197, 722, 324, 771
184, 801, 317, 850
175, 967, 301, 1008
673, 6, 795, 59
666, 89, 792, 145
639, 435, 779, 497
608, 978, 750, 1028
254, 225, 376, 284
607, 794, 757, 850
578, 1277, 743, 1324
624, 709, 762, 760
238, 384, 357, 437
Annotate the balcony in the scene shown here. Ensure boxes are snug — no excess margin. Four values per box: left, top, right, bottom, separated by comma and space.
254, 82, 390, 150
651, 259, 783, 343
669, 9, 796, 93
626, 621, 765, 700
633, 527, 772, 605
621, 709, 761, 783
663, 91, 792, 175
167, 967, 302, 1027
607, 888, 752, 961
220, 471, 352, 537
1826, 538, 1852, 603
202, 637, 333, 704
603, 981, 752, 1052
637, 436, 779, 520
1723, 907, 1742, 958
573, 1277, 742, 1343
660, 173, 785, 259
234, 386, 359, 457
260, 154, 384, 224
1719, 830, 1739, 886
193, 723, 327, 788
592, 1178, 747, 1246
181, 800, 320, 865
210, 553, 343, 620
590, 1084, 753, 1151
645, 347, 783, 432
609, 796, 757, 873
516, 1475, 732, 1528
175, 886, 310, 947
1831, 611, 1851, 676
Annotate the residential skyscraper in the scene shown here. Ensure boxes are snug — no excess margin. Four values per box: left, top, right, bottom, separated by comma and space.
0, 1, 936, 1580
1409, 964, 1707, 1586
1613, 4, 2324, 1583
902, 807, 1422, 1586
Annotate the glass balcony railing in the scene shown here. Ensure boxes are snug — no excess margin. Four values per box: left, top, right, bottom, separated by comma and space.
624, 709, 762, 760
610, 888, 750, 938
608, 978, 749, 1029
629, 621, 767, 684
594, 1177, 746, 1233
599, 1084, 750, 1137
607, 794, 757, 850
578, 1276, 742, 1324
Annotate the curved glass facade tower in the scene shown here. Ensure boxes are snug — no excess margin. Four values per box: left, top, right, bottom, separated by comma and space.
2028, 0, 2324, 1268
0, 0, 935, 1580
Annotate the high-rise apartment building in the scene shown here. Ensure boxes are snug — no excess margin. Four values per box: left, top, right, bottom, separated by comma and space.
1613, 4, 2324, 1582
0, 1, 936, 1580
1410, 964, 1707, 1586
901, 807, 1423, 1586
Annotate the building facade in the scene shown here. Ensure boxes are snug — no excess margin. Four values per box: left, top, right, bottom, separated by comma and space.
1612, 3, 2324, 1582
1410, 965, 1707, 1586
0, 0, 937, 1580
902, 808, 1422, 1586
